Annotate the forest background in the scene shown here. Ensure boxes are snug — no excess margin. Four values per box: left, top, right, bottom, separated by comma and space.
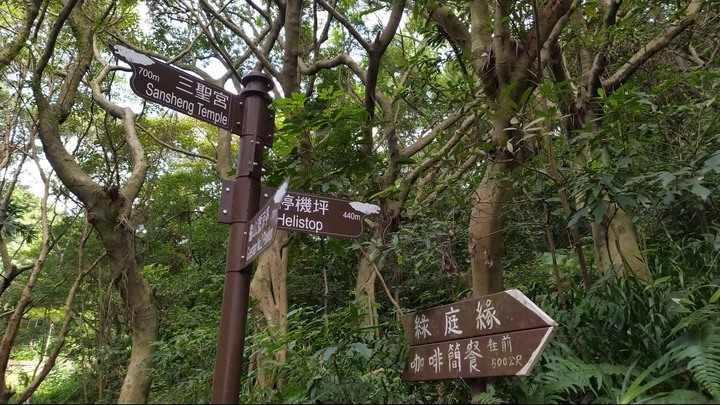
0, 0, 719, 403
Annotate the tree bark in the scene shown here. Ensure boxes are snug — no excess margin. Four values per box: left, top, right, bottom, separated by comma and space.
549, 0, 705, 285
97, 220, 158, 404
592, 204, 651, 283
249, 230, 289, 389
355, 251, 379, 329
428, 0, 574, 299
0, 179, 51, 405
468, 160, 514, 297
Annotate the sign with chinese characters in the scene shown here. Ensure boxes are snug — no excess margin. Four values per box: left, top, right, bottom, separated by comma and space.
260, 187, 381, 239
109, 44, 242, 134
244, 179, 289, 266
401, 289, 556, 381
401, 289, 556, 346
402, 327, 554, 381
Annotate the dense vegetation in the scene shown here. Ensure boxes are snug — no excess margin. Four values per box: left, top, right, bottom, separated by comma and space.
0, 0, 718, 404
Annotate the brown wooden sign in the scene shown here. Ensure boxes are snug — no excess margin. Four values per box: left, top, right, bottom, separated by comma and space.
110, 44, 243, 136
259, 187, 381, 239
243, 180, 288, 266
400, 289, 556, 346
401, 326, 555, 381
401, 289, 557, 382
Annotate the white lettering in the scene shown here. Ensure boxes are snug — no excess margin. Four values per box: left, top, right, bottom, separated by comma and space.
410, 353, 424, 373
246, 228, 274, 259
413, 314, 432, 340
197, 102, 229, 126
476, 299, 501, 330
278, 214, 324, 233
464, 340, 482, 373
145, 83, 195, 115
444, 306, 463, 336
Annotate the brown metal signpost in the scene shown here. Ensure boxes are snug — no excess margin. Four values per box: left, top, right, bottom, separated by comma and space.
400, 289, 556, 382
111, 44, 275, 404
209, 71, 274, 404
112, 44, 383, 403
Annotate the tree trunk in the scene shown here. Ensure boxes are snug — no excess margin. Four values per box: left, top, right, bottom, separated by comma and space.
468, 160, 514, 297
90, 204, 159, 404
29, 3, 159, 400
355, 253, 379, 329
354, 208, 400, 329
0, 246, 49, 404
592, 204, 651, 283
249, 230, 289, 390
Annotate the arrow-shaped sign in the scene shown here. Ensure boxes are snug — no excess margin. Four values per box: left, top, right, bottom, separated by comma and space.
401, 289, 556, 346
401, 326, 555, 381
262, 187, 380, 239
220, 183, 381, 239
109, 44, 244, 136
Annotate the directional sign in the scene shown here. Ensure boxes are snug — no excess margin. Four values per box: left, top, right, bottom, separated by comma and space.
109, 44, 243, 135
400, 289, 556, 346
401, 289, 557, 382
260, 187, 381, 239
244, 179, 289, 266
401, 326, 555, 381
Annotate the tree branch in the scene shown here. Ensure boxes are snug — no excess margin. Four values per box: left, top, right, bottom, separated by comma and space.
519, 0, 574, 80
400, 102, 479, 158
0, 0, 42, 70
603, 0, 705, 93
137, 124, 217, 164
199, 0, 280, 81
32, 4, 101, 207
316, 0, 371, 52
397, 113, 478, 209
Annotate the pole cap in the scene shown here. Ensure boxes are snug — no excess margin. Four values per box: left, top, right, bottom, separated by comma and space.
241, 71, 273, 94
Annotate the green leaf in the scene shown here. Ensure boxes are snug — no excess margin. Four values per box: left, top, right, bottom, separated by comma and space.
709, 288, 720, 304
568, 207, 588, 227
593, 200, 608, 224
368, 182, 397, 200
644, 389, 714, 404
322, 346, 337, 361
691, 183, 711, 200
519, 87, 534, 108
701, 152, 720, 174
348, 342, 372, 358
618, 359, 684, 404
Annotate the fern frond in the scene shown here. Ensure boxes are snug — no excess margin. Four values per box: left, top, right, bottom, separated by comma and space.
537, 355, 626, 397
471, 382, 506, 404
472, 392, 506, 404
667, 322, 720, 400
642, 389, 714, 404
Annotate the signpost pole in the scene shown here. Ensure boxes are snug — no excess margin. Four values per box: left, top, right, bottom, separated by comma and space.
211, 71, 273, 404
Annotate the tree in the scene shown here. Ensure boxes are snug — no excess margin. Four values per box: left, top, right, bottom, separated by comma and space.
547, 0, 706, 283
421, 0, 574, 298
29, 2, 158, 402
420, 0, 707, 301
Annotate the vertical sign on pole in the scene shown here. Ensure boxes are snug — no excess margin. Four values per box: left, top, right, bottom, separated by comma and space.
244, 179, 289, 266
